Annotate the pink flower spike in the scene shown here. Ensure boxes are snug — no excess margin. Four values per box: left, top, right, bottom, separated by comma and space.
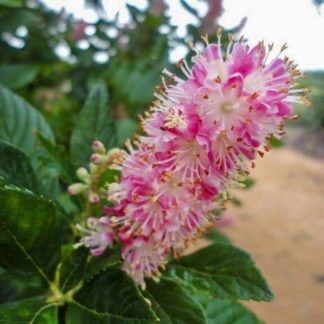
82, 35, 309, 287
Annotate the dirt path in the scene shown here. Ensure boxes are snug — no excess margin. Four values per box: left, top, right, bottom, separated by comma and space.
219, 147, 324, 324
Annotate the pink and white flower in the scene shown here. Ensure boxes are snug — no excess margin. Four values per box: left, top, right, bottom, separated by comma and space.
74, 217, 114, 256
72, 33, 309, 287
121, 236, 168, 289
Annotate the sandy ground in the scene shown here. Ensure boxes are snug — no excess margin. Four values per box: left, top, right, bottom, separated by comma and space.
217, 146, 324, 324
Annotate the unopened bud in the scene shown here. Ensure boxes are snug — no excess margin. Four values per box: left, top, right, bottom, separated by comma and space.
106, 148, 126, 162
68, 183, 88, 195
91, 153, 106, 165
89, 191, 100, 204
92, 140, 106, 154
89, 163, 98, 173
76, 167, 89, 181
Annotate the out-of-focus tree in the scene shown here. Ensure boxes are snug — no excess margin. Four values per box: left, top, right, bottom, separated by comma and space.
0, 0, 244, 145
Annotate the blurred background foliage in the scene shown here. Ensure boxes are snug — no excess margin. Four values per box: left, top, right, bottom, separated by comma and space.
0, 0, 248, 148
295, 72, 324, 128
0, 0, 322, 146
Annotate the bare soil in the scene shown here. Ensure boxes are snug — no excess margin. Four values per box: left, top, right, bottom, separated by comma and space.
219, 146, 324, 324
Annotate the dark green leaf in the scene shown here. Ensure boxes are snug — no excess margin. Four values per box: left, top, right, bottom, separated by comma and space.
59, 245, 121, 295
0, 140, 38, 191
194, 295, 262, 324
0, 0, 23, 7
205, 231, 232, 245
33, 147, 61, 200
0, 65, 39, 89
0, 186, 62, 281
36, 132, 76, 184
98, 168, 121, 187
0, 267, 16, 303
0, 85, 54, 154
0, 175, 8, 187
59, 247, 89, 293
145, 279, 206, 324
65, 269, 156, 324
166, 243, 273, 302
0, 296, 58, 323
66, 303, 153, 324
0, 267, 46, 304
30, 304, 59, 324
83, 249, 121, 282
70, 84, 116, 167
116, 119, 138, 146
57, 193, 80, 216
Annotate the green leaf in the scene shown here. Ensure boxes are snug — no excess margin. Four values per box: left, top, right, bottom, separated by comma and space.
83, 249, 121, 282
194, 295, 262, 324
0, 65, 39, 90
33, 146, 61, 200
0, 140, 38, 191
241, 177, 255, 189
0, 85, 54, 154
70, 84, 116, 167
60, 246, 121, 293
205, 231, 232, 245
0, 296, 59, 323
30, 304, 59, 324
0, 0, 23, 7
166, 243, 273, 302
97, 168, 121, 187
65, 269, 156, 324
109, 55, 167, 115
36, 132, 76, 184
145, 279, 206, 324
116, 119, 139, 146
0, 267, 46, 304
0, 186, 62, 282
0, 175, 9, 187
268, 137, 284, 148
231, 197, 242, 206
59, 247, 89, 293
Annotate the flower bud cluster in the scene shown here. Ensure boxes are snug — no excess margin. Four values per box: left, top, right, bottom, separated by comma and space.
68, 141, 126, 204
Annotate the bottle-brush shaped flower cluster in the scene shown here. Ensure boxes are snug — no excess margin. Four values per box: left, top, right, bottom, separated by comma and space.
69, 32, 310, 289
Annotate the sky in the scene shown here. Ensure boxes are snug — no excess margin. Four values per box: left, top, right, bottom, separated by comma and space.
44, 0, 324, 71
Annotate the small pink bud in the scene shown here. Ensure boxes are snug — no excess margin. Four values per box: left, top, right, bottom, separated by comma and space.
92, 140, 106, 154
68, 183, 88, 195
89, 192, 100, 204
91, 248, 104, 256
91, 153, 106, 165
